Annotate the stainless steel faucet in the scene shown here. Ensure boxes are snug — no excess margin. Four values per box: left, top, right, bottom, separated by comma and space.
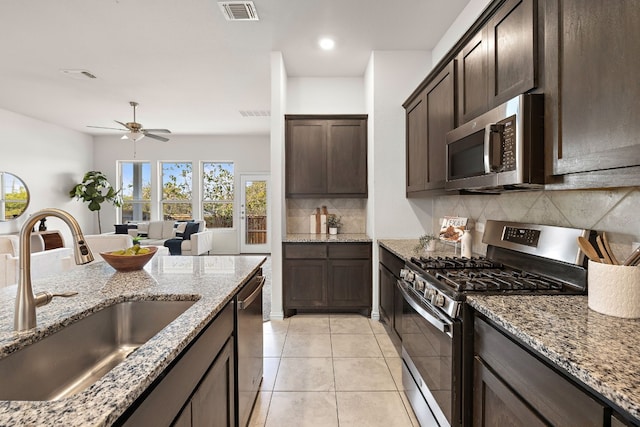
14, 208, 94, 332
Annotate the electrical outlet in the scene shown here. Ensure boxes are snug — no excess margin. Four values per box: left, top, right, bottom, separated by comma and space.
634, 242, 640, 251
476, 222, 485, 233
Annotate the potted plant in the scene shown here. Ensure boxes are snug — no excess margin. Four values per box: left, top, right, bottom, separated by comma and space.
415, 233, 438, 253
69, 171, 122, 234
327, 214, 342, 235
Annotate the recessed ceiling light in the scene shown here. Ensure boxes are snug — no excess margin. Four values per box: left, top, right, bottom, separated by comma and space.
319, 38, 335, 50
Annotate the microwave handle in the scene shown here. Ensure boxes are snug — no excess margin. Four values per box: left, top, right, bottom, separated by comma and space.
484, 124, 504, 173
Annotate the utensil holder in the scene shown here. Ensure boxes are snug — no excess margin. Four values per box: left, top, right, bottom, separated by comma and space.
588, 260, 640, 319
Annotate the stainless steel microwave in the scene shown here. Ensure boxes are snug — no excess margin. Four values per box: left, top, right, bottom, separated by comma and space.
445, 93, 544, 192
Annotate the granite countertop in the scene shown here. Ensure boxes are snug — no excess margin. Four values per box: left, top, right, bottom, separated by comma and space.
0, 254, 265, 426
284, 233, 371, 243
378, 238, 459, 262
467, 295, 640, 422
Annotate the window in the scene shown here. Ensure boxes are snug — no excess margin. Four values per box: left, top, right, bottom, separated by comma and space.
120, 162, 151, 222
0, 172, 28, 220
202, 162, 234, 228
162, 162, 193, 220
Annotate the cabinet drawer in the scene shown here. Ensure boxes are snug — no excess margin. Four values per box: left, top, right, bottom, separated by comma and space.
284, 243, 327, 259
475, 317, 605, 426
328, 243, 371, 259
379, 246, 404, 276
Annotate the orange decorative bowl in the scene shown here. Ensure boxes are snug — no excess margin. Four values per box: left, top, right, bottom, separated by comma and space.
100, 246, 158, 272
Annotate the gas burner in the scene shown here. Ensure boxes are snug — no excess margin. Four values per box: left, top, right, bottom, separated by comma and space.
410, 256, 503, 270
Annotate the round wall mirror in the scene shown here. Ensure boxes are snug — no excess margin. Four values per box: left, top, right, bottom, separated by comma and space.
1, 172, 30, 221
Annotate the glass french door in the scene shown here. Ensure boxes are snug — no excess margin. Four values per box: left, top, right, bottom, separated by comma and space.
240, 175, 270, 253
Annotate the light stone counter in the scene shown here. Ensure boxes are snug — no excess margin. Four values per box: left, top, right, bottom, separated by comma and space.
284, 233, 371, 243
378, 238, 459, 262
467, 295, 640, 423
0, 254, 265, 426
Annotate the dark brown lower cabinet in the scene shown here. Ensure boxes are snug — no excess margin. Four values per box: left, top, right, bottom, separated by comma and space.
117, 304, 235, 427
474, 316, 606, 426
283, 242, 372, 316
378, 245, 404, 339
473, 357, 546, 427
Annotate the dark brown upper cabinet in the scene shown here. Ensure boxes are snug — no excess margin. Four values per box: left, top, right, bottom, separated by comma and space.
404, 61, 456, 196
458, 0, 537, 124
544, 0, 640, 187
285, 115, 368, 198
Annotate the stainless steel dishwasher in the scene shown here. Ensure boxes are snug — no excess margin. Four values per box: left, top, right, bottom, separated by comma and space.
236, 269, 265, 427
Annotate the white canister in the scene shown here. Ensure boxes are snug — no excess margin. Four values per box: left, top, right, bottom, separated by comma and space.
588, 260, 640, 319
460, 230, 472, 258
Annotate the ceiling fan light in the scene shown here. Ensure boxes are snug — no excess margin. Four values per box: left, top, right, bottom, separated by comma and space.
123, 131, 145, 142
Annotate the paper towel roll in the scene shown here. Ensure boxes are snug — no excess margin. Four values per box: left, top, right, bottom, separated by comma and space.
588, 260, 640, 319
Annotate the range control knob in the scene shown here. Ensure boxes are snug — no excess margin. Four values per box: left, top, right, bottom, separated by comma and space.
400, 269, 414, 282
432, 293, 446, 307
415, 280, 425, 292
426, 288, 436, 299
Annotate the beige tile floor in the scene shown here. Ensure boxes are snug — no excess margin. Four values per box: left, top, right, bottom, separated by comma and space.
249, 314, 420, 427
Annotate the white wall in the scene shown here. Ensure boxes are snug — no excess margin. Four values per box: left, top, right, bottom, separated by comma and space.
270, 52, 288, 320
0, 108, 94, 245
93, 134, 270, 254
287, 77, 365, 114
365, 50, 434, 319
431, 0, 493, 68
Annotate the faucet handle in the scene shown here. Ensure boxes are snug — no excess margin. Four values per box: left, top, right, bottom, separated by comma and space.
34, 291, 79, 307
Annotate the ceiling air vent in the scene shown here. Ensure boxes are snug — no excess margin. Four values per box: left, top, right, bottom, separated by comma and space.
239, 110, 270, 117
218, 1, 259, 21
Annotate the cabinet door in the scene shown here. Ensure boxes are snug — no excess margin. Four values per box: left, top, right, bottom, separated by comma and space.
326, 119, 367, 196
406, 89, 428, 193
379, 264, 395, 325
487, 0, 537, 107
425, 61, 456, 190
457, 29, 488, 123
191, 338, 235, 427
473, 357, 546, 427
545, 1, 640, 178
283, 260, 328, 309
328, 259, 371, 310
285, 120, 326, 196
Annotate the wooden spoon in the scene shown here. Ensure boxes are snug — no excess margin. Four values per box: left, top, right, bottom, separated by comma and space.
596, 236, 613, 265
601, 232, 619, 265
577, 236, 601, 263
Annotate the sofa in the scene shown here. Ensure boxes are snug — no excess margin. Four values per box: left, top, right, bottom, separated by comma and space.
126, 220, 214, 256
0, 235, 73, 288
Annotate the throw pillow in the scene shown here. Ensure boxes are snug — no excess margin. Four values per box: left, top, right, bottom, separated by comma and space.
114, 224, 129, 235
183, 222, 200, 240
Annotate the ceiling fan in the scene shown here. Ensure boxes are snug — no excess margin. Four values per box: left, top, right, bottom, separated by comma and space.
88, 101, 171, 142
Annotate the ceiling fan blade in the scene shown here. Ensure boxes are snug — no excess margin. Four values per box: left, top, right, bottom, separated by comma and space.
144, 133, 170, 142
87, 125, 128, 131
115, 120, 133, 130
141, 128, 171, 134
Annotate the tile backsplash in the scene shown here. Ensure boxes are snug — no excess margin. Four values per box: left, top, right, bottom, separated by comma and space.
433, 187, 640, 260
286, 199, 367, 234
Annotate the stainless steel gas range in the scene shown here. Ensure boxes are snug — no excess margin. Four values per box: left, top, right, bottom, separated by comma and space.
398, 220, 595, 427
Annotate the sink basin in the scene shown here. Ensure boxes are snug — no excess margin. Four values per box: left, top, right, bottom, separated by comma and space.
0, 299, 196, 401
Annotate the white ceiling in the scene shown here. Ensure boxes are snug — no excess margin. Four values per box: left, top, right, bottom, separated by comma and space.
0, 0, 469, 137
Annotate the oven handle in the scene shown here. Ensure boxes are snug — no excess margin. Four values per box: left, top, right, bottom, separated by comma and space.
397, 280, 452, 336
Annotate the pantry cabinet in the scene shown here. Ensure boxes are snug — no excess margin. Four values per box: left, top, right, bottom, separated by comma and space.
405, 61, 456, 195
544, 0, 640, 187
285, 115, 368, 198
283, 242, 372, 316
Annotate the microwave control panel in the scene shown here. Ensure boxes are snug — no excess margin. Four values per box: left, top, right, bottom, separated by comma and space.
499, 114, 517, 171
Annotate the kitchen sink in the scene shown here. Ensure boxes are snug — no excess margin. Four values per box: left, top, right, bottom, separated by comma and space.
0, 299, 196, 401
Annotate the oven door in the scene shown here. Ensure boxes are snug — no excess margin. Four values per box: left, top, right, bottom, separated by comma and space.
397, 279, 462, 427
